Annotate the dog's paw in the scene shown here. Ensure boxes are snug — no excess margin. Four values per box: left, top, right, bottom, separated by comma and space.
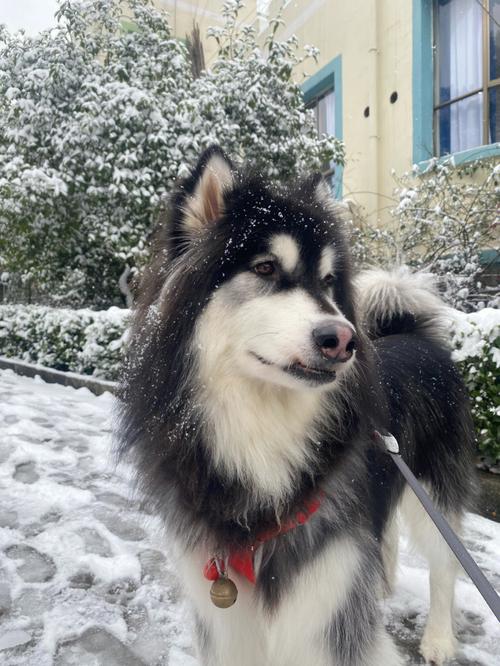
420, 627, 456, 665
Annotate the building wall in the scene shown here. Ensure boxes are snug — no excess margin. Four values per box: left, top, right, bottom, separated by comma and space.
155, 0, 258, 65
154, 0, 498, 229
267, 0, 414, 222
153, 1, 416, 221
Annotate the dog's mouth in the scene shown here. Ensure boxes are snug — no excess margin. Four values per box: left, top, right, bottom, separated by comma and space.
250, 352, 338, 385
286, 359, 337, 384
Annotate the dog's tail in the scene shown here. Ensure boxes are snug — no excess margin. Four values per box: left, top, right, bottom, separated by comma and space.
355, 267, 450, 341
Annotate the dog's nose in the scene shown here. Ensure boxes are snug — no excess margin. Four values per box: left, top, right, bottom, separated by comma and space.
312, 322, 356, 362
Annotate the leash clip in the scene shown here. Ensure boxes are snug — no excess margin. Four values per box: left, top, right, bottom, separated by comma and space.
373, 429, 400, 454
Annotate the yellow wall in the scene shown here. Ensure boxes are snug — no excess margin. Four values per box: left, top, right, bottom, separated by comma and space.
155, 0, 258, 65
267, 0, 414, 222
155, 0, 415, 222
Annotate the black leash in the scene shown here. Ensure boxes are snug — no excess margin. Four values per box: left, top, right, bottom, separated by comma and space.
372, 430, 500, 622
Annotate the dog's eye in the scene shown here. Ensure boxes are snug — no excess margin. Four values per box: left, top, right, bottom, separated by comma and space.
323, 273, 335, 286
253, 261, 276, 277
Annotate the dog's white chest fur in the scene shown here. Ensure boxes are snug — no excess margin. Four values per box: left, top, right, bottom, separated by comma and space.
200, 375, 322, 499
194, 293, 328, 501
175, 537, 367, 666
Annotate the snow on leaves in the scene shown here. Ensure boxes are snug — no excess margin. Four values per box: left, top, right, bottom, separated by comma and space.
0, 0, 343, 307
350, 158, 499, 312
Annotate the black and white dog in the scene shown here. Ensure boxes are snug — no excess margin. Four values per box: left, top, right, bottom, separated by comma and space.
118, 147, 476, 666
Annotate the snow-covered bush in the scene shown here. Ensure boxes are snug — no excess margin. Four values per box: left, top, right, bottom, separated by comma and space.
1, 302, 498, 465
0, 0, 343, 307
0, 304, 129, 379
451, 308, 500, 466
351, 158, 499, 311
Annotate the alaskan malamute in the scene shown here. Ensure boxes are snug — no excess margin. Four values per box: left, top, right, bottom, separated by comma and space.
118, 147, 475, 665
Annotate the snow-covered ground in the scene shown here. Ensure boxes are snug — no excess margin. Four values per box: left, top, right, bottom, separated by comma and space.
0, 369, 499, 666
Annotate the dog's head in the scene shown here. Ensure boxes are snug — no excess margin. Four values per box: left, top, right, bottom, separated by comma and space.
146, 147, 360, 392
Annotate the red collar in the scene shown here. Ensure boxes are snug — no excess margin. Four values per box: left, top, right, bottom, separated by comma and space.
203, 491, 324, 585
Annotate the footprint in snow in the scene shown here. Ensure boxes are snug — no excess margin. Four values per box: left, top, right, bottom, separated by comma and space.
13, 587, 53, 618
68, 571, 95, 590
54, 627, 146, 666
95, 491, 130, 509
456, 610, 486, 645
0, 582, 12, 617
79, 527, 113, 557
0, 509, 18, 529
13, 461, 39, 484
5, 544, 56, 583
93, 506, 146, 542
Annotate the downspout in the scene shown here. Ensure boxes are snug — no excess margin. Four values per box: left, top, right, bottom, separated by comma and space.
368, 0, 380, 221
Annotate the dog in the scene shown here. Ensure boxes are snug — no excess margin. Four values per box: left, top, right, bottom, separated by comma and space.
117, 147, 476, 666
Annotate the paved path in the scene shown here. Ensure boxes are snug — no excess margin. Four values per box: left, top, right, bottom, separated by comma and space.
0, 369, 499, 665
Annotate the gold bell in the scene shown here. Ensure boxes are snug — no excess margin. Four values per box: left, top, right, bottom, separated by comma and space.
210, 576, 238, 608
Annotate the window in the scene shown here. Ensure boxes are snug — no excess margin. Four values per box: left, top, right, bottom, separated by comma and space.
307, 88, 337, 192
302, 56, 342, 196
434, 0, 500, 156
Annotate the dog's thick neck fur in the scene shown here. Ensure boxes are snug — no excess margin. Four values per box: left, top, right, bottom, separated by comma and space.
193, 291, 330, 504
197, 359, 326, 503
118, 152, 377, 549
120, 283, 373, 551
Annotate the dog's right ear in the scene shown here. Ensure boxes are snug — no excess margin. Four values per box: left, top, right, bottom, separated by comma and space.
298, 173, 335, 208
179, 146, 234, 234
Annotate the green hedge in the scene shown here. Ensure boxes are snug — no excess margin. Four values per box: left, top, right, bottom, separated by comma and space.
0, 304, 498, 462
451, 309, 500, 465
0, 305, 129, 380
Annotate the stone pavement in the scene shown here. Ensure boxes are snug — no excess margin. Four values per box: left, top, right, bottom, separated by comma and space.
0, 369, 499, 665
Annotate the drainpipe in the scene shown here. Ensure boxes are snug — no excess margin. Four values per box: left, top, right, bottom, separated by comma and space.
368, 0, 380, 222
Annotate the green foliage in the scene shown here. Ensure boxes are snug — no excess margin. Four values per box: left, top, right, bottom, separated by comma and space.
460, 353, 500, 463
0, 0, 343, 307
451, 309, 500, 463
351, 158, 499, 311
0, 304, 129, 379
1, 304, 498, 465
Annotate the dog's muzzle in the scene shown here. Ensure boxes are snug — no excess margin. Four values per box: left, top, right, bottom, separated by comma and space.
312, 321, 357, 363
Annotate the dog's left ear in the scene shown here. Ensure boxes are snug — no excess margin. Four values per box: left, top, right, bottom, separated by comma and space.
181, 147, 234, 233
314, 176, 334, 207
299, 173, 335, 210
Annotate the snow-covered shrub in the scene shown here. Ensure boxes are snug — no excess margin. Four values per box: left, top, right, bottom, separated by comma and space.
351, 158, 499, 311
451, 308, 500, 465
1, 302, 498, 466
0, 305, 129, 379
0, 0, 343, 307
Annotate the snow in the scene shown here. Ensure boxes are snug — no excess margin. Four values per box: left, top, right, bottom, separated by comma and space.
0, 369, 194, 666
0, 356, 118, 393
0, 305, 130, 380
450, 308, 500, 364
0, 0, 344, 308
0, 368, 499, 665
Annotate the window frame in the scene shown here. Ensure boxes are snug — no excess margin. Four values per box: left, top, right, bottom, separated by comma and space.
307, 88, 336, 185
302, 55, 343, 198
413, 0, 500, 166
433, 0, 500, 152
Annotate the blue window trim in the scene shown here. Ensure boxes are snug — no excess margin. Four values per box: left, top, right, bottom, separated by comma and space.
412, 0, 500, 170
412, 0, 434, 164
416, 143, 500, 172
302, 55, 343, 198
480, 248, 500, 268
